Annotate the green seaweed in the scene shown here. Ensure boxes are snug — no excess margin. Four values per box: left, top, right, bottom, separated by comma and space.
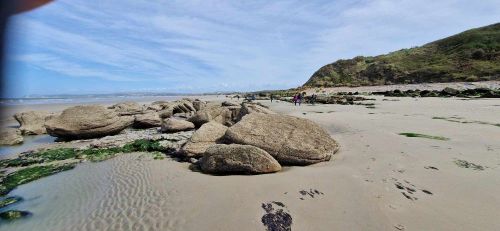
0, 139, 167, 196
0, 210, 32, 220
1, 139, 166, 167
399, 133, 450, 141
433, 116, 500, 128
151, 152, 165, 160
32, 148, 78, 161
0, 159, 43, 168
0, 196, 22, 208
0, 164, 76, 196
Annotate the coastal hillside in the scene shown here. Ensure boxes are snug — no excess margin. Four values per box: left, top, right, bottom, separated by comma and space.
304, 23, 500, 87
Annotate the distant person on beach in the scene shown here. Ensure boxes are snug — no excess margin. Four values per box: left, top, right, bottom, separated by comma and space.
270, 94, 274, 102
297, 93, 303, 106
311, 94, 317, 105
293, 94, 298, 106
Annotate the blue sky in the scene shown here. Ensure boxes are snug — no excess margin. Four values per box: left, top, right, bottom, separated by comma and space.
4, 0, 500, 97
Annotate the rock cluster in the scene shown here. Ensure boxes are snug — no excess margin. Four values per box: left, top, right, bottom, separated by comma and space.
180, 101, 339, 174
373, 87, 500, 98
6, 98, 340, 177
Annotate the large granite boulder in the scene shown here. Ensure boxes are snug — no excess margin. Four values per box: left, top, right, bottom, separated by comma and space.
14, 111, 55, 135
108, 102, 144, 115
0, 128, 23, 145
200, 144, 281, 174
225, 113, 339, 165
45, 105, 133, 139
134, 112, 161, 128
181, 121, 228, 157
188, 106, 232, 127
161, 118, 195, 133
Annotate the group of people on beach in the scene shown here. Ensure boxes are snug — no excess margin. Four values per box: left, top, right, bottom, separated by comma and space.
292, 93, 303, 106
291, 93, 317, 106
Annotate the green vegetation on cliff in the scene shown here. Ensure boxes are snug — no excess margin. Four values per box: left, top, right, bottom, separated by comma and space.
304, 23, 500, 87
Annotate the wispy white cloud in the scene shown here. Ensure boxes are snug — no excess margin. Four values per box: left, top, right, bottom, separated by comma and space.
5, 0, 500, 95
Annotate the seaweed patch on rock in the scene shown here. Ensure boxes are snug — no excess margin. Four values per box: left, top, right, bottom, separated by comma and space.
0, 164, 76, 196
0, 210, 32, 221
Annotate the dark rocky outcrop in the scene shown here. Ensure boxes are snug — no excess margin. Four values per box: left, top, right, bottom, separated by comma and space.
372, 87, 500, 98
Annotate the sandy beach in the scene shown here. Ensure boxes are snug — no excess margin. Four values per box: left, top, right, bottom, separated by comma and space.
1, 95, 499, 231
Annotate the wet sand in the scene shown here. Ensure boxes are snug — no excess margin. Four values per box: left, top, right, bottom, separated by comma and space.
2, 96, 500, 230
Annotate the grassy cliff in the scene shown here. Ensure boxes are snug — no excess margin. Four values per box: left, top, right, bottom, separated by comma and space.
304, 23, 500, 87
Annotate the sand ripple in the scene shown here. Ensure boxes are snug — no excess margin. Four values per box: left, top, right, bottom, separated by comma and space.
3, 153, 186, 231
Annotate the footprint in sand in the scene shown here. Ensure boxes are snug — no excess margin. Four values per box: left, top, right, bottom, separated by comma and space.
424, 166, 439, 170
261, 201, 292, 231
392, 179, 433, 201
298, 189, 324, 200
